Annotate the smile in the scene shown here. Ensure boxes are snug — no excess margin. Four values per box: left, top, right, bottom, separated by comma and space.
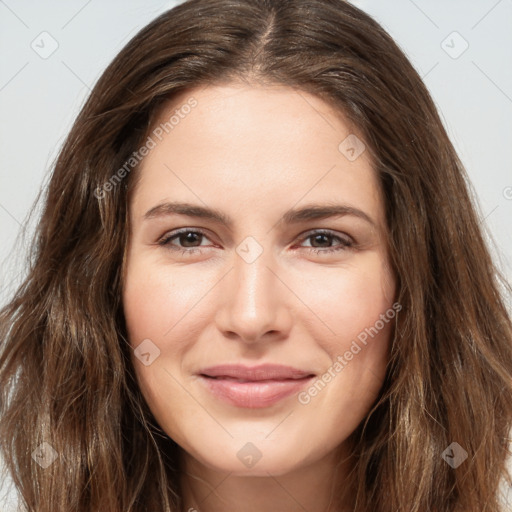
197, 364, 316, 408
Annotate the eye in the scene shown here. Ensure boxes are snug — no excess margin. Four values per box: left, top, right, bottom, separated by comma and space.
297, 230, 354, 255
157, 228, 212, 256
157, 228, 354, 257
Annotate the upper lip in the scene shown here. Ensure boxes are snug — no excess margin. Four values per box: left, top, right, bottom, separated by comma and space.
199, 364, 315, 381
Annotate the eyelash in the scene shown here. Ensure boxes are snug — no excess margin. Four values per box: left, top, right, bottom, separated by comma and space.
157, 228, 354, 256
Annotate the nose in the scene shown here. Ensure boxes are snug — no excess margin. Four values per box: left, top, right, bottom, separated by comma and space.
214, 244, 293, 346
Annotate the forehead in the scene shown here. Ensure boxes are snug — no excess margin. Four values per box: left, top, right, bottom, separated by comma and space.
130, 82, 384, 229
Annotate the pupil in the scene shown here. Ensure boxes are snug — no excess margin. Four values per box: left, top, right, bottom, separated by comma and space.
178, 233, 333, 249
313, 234, 330, 247
182, 232, 200, 247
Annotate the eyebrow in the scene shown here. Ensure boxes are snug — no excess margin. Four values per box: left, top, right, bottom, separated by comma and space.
143, 201, 376, 228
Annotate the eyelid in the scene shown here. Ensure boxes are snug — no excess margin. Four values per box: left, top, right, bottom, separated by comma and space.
157, 227, 355, 252
295, 228, 354, 246
157, 227, 213, 246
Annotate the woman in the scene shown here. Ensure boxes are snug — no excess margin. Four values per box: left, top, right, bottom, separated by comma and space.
1, 0, 511, 511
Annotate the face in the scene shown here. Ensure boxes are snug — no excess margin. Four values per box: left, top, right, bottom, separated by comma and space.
122, 82, 396, 477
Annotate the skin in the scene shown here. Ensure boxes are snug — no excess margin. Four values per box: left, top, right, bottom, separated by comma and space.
122, 81, 396, 512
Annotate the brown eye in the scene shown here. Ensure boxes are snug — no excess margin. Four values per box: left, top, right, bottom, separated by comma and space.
158, 229, 212, 253
299, 230, 354, 254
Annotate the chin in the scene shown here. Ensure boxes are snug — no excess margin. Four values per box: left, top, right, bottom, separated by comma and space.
181, 434, 318, 477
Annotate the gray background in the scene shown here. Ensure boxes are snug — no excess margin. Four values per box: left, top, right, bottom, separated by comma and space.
1, 0, 511, 509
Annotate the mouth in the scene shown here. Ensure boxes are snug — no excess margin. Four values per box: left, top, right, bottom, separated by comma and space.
197, 364, 316, 408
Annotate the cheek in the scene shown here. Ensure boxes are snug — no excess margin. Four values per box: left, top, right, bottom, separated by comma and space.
123, 250, 395, 377
122, 258, 205, 344
122, 258, 189, 401
122, 259, 205, 445
294, 252, 395, 346
293, 253, 395, 417
121, 247, 397, 470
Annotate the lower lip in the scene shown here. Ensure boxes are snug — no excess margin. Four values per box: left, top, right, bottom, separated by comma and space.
198, 375, 314, 408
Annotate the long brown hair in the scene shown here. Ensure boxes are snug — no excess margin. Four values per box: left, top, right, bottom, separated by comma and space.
1, 1, 511, 510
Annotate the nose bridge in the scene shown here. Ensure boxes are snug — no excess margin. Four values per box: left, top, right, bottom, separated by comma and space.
215, 239, 291, 342
235, 245, 273, 310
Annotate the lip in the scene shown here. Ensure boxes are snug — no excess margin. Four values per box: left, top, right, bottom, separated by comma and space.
197, 364, 315, 408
